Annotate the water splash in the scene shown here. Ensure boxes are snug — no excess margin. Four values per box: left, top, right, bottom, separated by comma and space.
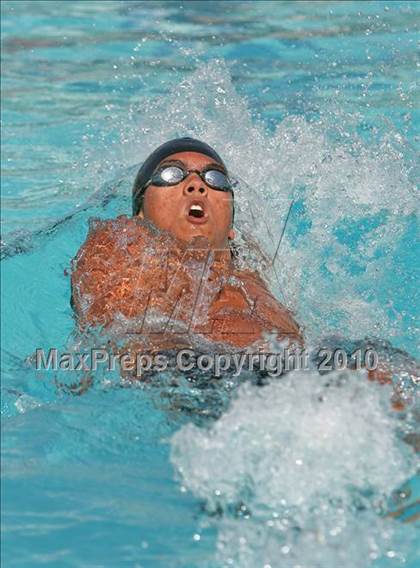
2, 5, 419, 567
171, 370, 418, 567
113, 60, 418, 349
3, 59, 417, 350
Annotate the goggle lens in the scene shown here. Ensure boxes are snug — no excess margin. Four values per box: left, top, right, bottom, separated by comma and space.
203, 169, 230, 191
156, 166, 184, 185
151, 165, 232, 192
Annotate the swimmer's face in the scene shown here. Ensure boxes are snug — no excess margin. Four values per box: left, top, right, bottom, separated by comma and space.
138, 151, 235, 249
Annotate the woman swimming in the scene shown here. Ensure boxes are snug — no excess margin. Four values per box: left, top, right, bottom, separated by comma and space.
71, 137, 302, 354
69, 136, 419, 423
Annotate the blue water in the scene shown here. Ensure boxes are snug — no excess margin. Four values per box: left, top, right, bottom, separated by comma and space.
1, 1, 419, 567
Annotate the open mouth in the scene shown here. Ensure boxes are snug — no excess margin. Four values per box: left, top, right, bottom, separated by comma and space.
186, 201, 208, 224
189, 204, 205, 218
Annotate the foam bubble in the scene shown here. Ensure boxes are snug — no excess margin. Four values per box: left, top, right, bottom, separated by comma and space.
171, 370, 418, 567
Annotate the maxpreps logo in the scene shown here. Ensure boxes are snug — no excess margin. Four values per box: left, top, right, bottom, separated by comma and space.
34, 347, 313, 378
34, 348, 167, 376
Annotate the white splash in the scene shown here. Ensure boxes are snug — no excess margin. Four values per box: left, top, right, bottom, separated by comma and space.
114, 60, 418, 347
171, 370, 418, 567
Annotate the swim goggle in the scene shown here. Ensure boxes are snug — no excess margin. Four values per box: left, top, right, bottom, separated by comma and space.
144, 164, 234, 193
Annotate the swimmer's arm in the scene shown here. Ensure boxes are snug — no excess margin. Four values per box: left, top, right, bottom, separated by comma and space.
71, 221, 112, 328
71, 218, 131, 328
71, 216, 157, 329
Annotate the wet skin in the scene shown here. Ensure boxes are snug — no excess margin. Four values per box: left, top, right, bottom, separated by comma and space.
138, 151, 235, 249
71, 152, 302, 350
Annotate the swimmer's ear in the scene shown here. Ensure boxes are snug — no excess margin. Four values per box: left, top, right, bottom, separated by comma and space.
228, 228, 235, 240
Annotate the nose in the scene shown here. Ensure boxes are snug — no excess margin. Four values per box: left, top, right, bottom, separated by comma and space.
183, 173, 208, 197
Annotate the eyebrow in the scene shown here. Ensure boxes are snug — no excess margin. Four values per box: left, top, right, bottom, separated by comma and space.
205, 162, 227, 173
158, 159, 185, 168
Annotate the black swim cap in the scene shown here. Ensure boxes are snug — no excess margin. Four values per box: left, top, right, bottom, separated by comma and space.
132, 137, 227, 216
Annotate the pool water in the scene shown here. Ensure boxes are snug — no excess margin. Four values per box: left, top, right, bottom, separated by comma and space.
1, 1, 419, 567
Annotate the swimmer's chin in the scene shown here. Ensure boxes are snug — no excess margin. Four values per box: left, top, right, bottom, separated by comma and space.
134, 214, 230, 252
133, 215, 188, 247
188, 235, 211, 249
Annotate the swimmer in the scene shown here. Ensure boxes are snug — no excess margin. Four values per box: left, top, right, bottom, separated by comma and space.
69, 136, 419, 421
71, 137, 303, 352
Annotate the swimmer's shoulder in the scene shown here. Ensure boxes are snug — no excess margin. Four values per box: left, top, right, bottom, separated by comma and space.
73, 215, 156, 263
84, 215, 153, 242
233, 267, 303, 344
231, 267, 273, 296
